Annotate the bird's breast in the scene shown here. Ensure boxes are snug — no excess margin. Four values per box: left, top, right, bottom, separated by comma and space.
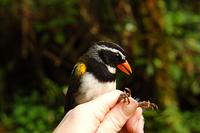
76, 72, 116, 104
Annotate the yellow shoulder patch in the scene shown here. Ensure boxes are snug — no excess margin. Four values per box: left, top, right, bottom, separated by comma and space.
75, 63, 86, 76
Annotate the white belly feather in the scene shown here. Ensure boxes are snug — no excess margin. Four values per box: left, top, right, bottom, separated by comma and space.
76, 72, 116, 104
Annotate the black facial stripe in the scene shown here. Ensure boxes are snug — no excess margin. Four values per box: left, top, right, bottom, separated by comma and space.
98, 50, 123, 67
86, 58, 116, 82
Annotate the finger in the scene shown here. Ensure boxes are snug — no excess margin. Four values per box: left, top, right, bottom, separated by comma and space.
134, 115, 144, 133
97, 99, 138, 133
126, 107, 144, 133
84, 90, 123, 121
54, 90, 129, 133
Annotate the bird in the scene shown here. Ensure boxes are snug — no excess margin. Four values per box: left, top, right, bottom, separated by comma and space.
64, 41, 133, 113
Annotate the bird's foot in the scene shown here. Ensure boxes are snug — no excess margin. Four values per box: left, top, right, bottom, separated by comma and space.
118, 88, 158, 110
138, 100, 158, 110
118, 88, 131, 104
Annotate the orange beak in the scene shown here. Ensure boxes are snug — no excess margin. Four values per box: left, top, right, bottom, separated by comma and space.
117, 60, 132, 75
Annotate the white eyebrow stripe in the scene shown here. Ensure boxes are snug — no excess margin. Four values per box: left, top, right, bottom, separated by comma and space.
95, 45, 126, 60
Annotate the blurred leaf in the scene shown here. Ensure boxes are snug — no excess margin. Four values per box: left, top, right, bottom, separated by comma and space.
169, 64, 182, 81
191, 80, 200, 95
153, 58, 163, 68
55, 32, 65, 44
146, 64, 154, 76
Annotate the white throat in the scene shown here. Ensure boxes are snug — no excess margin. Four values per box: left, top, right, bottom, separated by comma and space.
76, 72, 116, 104
106, 65, 116, 74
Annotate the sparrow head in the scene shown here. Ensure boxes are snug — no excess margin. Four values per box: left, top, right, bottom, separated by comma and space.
86, 41, 132, 75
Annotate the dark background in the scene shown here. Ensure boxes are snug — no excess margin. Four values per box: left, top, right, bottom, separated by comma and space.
0, 0, 200, 132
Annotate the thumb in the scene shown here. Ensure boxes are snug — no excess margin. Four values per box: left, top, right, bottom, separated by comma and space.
97, 99, 138, 133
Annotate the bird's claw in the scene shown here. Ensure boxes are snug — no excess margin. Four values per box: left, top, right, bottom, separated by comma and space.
118, 88, 158, 110
117, 88, 131, 104
138, 100, 158, 110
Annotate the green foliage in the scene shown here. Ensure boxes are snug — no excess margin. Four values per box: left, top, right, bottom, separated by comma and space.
1, 91, 63, 133
144, 109, 200, 133
183, 111, 200, 132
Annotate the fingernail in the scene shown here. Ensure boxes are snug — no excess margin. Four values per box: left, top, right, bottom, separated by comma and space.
122, 100, 138, 116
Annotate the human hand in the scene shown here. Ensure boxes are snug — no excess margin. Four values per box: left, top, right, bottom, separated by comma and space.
54, 90, 144, 133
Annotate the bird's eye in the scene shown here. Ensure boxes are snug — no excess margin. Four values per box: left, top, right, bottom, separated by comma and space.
115, 53, 121, 60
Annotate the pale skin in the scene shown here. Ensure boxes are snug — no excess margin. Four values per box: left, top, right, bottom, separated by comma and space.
54, 90, 144, 133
